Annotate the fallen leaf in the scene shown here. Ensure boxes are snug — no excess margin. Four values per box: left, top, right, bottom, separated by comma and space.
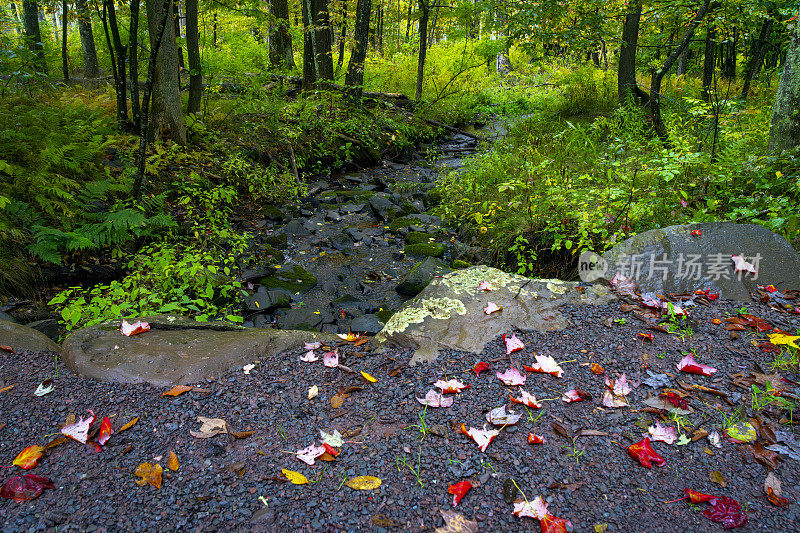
360, 371, 377, 383
496, 368, 526, 386
768, 332, 800, 350
417, 389, 454, 408
691, 229, 702, 236
133, 462, 162, 489
764, 472, 789, 507
189, 416, 227, 438
642, 371, 671, 389
448, 480, 472, 506
709, 470, 726, 487
460, 423, 500, 452
242, 363, 256, 374
330, 393, 348, 408
509, 388, 542, 408
435, 510, 478, 533
512, 495, 549, 519
61, 410, 96, 444
503, 333, 524, 354
0, 385, 13, 394
118, 417, 139, 433
323, 350, 339, 368
562, 389, 592, 403
308, 385, 319, 400
527, 432, 546, 444
44, 436, 67, 449
524, 355, 564, 378
304, 341, 321, 350
484, 301, 502, 314
590, 363, 604, 375
434, 379, 470, 393
724, 422, 756, 444
473, 361, 490, 375
336, 332, 363, 342
162, 385, 193, 397
120, 319, 150, 336
296, 444, 326, 465
677, 353, 717, 377
731, 254, 757, 274
320, 429, 344, 447
676, 434, 691, 445
552, 421, 571, 438
167, 451, 179, 471
97, 416, 113, 445
748, 442, 780, 470
478, 280, 492, 291
0, 345, 15, 353
637, 332, 654, 342
12, 445, 44, 470
702, 495, 747, 529
540, 513, 573, 533
595, 524, 609, 533
300, 350, 319, 362
230, 430, 255, 439
281, 469, 308, 485
0, 474, 54, 502
322, 442, 340, 457
648, 421, 677, 444
628, 437, 666, 468
486, 405, 522, 426
33, 380, 54, 397
345, 475, 381, 490
642, 396, 692, 415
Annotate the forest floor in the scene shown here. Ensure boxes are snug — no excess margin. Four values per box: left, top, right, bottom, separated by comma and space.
1, 293, 800, 532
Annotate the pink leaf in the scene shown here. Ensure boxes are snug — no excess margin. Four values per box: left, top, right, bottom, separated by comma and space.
296, 444, 326, 465
677, 353, 717, 376
61, 409, 96, 444
323, 350, 339, 368
303, 341, 321, 350
485, 404, 522, 426
731, 254, 757, 274
648, 420, 677, 444
523, 354, 564, 378
562, 389, 591, 403
120, 319, 150, 336
512, 495, 549, 519
496, 368, 527, 386
509, 388, 542, 408
434, 379, 470, 393
478, 281, 493, 291
601, 389, 628, 408
416, 390, 454, 408
503, 333, 525, 354
459, 423, 500, 452
300, 350, 319, 362
484, 302, 502, 315
97, 416, 113, 446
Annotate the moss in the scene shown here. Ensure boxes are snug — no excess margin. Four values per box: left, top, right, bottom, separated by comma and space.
397, 200, 421, 217
262, 204, 284, 221
389, 216, 424, 230
259, 264, 317, 293
263, 232, 288, 248
376, 308, 395, 323
425, 189, 443, 207
261, 244, 285, 264
404, 243, 445, 258
405, 231, 434, 245
451, 259, 471, 269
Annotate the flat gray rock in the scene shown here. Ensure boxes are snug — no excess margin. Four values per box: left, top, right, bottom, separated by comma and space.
375, 266, 614, 365
62, 315, 336, 386
0, 319, 61, 353
601, 222, 800, 300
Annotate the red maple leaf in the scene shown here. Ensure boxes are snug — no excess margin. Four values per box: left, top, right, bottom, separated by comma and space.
0, 474, 54, 502
628, 437, 666, 468
447, 480, 472, 506
702, 496, 747, 529
472, 361, 490, 375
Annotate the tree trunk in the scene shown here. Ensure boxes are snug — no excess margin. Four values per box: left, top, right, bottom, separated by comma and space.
185, 0, 201, 114
344, 0, 371, 100
173, 2, 184, 69
768, 9, 800, 153
336, 0, 347, 69
414, 0, 429, 101
312, 0, 334, 81
269, 0, 296, 68
618, 0, 642, 104
741, 11, 773, 100
61, 0, 68, 81
22, 0, 46, 73
701, 23, 715, 101
212, 12, 217, 47
677, 47, 688, 75
647, 0, 711, 144
405, 1, 412, 42
75, 0, 99, 77
145, 0, 187, 144
302, 0, 317, 89
105, 0, 129, 129
130, 0, 141, 132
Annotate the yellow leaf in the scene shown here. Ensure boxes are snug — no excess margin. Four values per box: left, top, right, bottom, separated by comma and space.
281, 469, 309, 485
162, 385, 193, 397
360, 371, 377, 383
167, 451, 179, 471
134, 462, 163, 489
768, 333, 800, 350
331, 393, 347, 409
345, 475, 381, 490
119, 417, 139, 433
13, 445, 44, 469
308, 385, 319, 399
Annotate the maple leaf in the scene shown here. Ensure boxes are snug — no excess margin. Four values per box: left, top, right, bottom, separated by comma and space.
320, 429, 343, 447
12, 445, 44, 470
512, 496, 549, 519
527, 432, 546, 444
628, 437, 666, 468
133, 462, 163, 489
448, 480, 472, 506
764, 473, 789, 507
296, 444, 326, 465
610, 273, 638, 297
434, 379, 470, 393
496, 368, 527, 386
486, 405, 522, 425
768, 332, 800, 350
702, 496, 747, 529
684, 488, 717, 504
322, 442, 340, 457
509, 388, 542, 408
304, 341, 321, 350
677, 353, 717, 377
0, 474, 54, 502
300, 350, 319, 362
602, 373, 631, 408
189, 416, 228, 438
731, 254, 757, 274
460, 423, 500, 452
484, 301, 502, 315
540, 513, 573, 533
120, 319, 150, 336
503, 333, 525, 354
590, 363, 605, 374
97, 416, 113, 446
524, 355, 564, 378
647, 420, 677, 444
708, 430, 722, 448
637, 332, 654, 342
416, 389, 454, 407
478, 280, 493, 291
662, 391, 690, 409
473, 361, 490, 375
61, 410, 96, 444
323, 350, 339, 368
691, 229, 702, 236
601, 389, 628, 408
562, 389, 591, 403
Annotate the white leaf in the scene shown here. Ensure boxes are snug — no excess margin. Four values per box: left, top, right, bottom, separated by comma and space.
486, 405, 522, 426
434, 379, 469, 393
503, 333, 525, 354
300, 350, 319, 362
296, 443, 326, 465
33, 381, 54, 396
308, 385, 319, 400
120, 319, 150, 336
512, 496, 549, 519
484, 302, 502, 315
323, 350, 339, 368
496, 368, 526, 386
648, 420, 677, 444
510, 388, 542, 408
461, 424, 500, 452
61, 409, 96, 444
320, 429, 343, 447
527, 355, 564, 378
416, 389, 454, 407
242, 363, 256, 375
303, 341, 321, 350
731, 254, 757, 274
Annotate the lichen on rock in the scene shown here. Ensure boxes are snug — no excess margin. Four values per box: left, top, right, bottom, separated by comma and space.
380, 296, 467, 336
439, 265, 533, 297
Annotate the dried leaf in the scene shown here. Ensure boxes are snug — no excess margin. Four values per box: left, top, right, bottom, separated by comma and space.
0, 385, 13, 394
281, 469, 308, 485
133, 462, 162, 489
709, 470, 727, 487
513, 495, 549, 519
764, 472, 789, 507
503, 333, 525, 354
296, 444, 326, 465
162, 385, 193, 397
308, 385, 319, 400
434, 379, 470, 393
435, 510, 478, 533
331, 393, 348, 409
120, 319, 150, 336
486, 405, 522, 426
590, 363, 604, 374
677, 353, 717, 377
33, 380, 54, 397
648, 421, 677, 444
61, 409, 96, 444
323, 350, 339, 368
0, 474, 54, 502
524, 355, 564, 378
417, 390, 454, 408
44, 436, 68, 449
527, 432, 546, 444
345, 475, 381, 490
460, 423, 500, 452
12, 445, 44, 470
484, 301, 502, 314
496, 368, 526, 386
118, 417, 139, 433
167, 451, 179, 471
509, 388, 542, 408
360, 371, 377, 383
320, 430, 344, 447
230, 430, 255, 439
189, 416, 228, 438
0, 345, 15, 354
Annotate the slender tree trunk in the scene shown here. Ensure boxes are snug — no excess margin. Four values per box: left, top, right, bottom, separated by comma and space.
336, 0, 347, 69
130, 0, 140, 132
428, 3, 438, 47
312, 0, 334, 80
768, 9, 800, 153
76, 0, 99, 77
22, 0, 46, 73
105, 0, 129, 128
414, 0, 429, 101
344, 0, 371, 100
186, 0, 201, 113
212, 12, 217, 47
701, 22, 715, 101
173, 2, 184, 69
378, 2, 383, 53
405, 1, 412, 42
618, 0, 642, 104
145, 0, 187, 144
647, 0, 712, 144
741, 12, 773, 100
61, 0, 69, 81
302, 0, 317, 89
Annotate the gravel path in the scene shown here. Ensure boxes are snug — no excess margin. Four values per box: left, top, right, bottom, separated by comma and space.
1, 297, 799, 532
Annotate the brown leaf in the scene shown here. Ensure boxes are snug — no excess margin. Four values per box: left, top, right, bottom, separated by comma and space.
372, 514, 401, 527
0, 421, 5, 431
764, 472, 789, 507
44, 436, 68, 449
692, 428, 709, 442
331, 393, 348, 409
353, 337, 368, 347
118, 417, 139, 433
134, 462, 162, 489
0, 385, 13, 394
227, 462, 246, 477
0, 345, 14, 353
318, 452, 337, 462
647, 324, 669, 334
552, 421, 571, 438
338, 385, 363, 395
548, 481, 583, 491
167, 451, 179, 471
435, 510, 478, 533
162, 385, 193, 397
749, 442, 780, 470
388, 367, 402, 377
749, 416, 777, 444
709, 470, 727, 487
230, 430, 255, 439
575, 429, 609, 437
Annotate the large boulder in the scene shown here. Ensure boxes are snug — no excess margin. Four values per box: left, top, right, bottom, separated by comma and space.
376, 266, 614, 365
0, 320, 61, 353
396, 257, 452, 297
62, 315, 335, 386
600, 222, 800, 301
259, 264, 318, 294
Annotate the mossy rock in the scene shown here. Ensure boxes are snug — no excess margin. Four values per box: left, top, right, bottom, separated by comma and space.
376, 308, 396, 323
263, 232, 288, 249
451, 259, 472, 269
389, 216, 424, 231
262, 204, 284, 221
397, 200, 421, 217
262, 244, 285, 264
424, 189, 443, 207
395, 257, 452, 297
405, 231, 434, 245
259, 265, 317, 294
404, 243, 445, 258
319, 189, 375, 201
